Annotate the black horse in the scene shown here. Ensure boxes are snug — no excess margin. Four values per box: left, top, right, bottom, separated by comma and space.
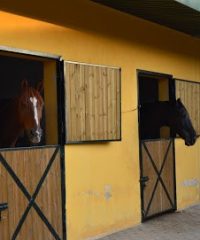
140, 98, 196, 146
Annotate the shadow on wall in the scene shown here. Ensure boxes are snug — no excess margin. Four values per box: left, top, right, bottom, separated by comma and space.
0, 1, 199, 56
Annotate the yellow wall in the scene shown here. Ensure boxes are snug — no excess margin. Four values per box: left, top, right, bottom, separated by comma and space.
0, 4, 200, 239
175, 138, 200, 210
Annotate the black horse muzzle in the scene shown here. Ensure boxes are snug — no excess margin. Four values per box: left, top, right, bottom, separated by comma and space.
185, 134, 196, 146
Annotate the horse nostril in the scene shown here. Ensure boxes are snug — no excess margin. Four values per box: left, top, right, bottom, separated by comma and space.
30, 129, 36, 136
39, 128, 43, 135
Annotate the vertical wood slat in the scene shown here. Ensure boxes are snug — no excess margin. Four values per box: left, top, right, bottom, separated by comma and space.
176, 80, 200, 135
142, 141, 162, 217
64, 63, 72, 141
65, 62, 121, 142
116, 69, 121, 139
94, 66, 100, 140
101, 67, 108, 140
85, 65, 92, 140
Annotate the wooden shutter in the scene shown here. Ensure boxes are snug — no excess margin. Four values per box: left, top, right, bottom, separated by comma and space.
64, 62, 121, 143
175, 79, 200, 135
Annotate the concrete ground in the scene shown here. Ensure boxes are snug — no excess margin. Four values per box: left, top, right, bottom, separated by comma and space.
99, 204, 200, 240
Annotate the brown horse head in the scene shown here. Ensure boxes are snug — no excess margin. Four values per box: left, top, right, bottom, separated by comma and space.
18, 80, 44, 144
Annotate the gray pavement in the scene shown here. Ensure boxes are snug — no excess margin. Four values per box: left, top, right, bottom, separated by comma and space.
99, 204, 200, 240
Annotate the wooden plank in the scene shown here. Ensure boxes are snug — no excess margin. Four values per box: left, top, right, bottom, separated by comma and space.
116, 69, 121, 139
101, 67, 108, 139
35, 148, 63, 240
0, 164, 9, 240
99, 67, 104, 139
70, 64, 86, 141
111, 69, 117, 139
4, 150, 29, 239
79, 65, 86, 140
84, 65, 90, 140
94, 66, 100, 140
64, 63, 72, 141
88, 65, 95, 140
107, 68, 112, 140
71, 64, 79, 141
142, 141, 162, 217
196, 84, 200, 132
160, 141, 175, 212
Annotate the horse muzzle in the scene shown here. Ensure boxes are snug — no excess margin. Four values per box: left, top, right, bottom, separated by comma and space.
28, 128, 43, 144
185, 135, 196, 146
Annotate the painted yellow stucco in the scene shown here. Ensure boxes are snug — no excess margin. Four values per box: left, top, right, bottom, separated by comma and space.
175, 138, 200, 210
0, 2, 199, 239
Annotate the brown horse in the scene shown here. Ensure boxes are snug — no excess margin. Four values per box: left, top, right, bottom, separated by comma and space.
0, 80, 44, 148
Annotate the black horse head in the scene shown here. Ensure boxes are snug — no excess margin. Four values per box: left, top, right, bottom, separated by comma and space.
172, 98, 196, 146
140, 99, 196, 146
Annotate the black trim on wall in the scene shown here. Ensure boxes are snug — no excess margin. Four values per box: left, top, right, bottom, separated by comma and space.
56, 60, 67, 240
57, 60, 66, 146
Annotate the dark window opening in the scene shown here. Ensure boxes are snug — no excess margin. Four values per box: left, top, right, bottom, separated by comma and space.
138, 71, 175, 140
0, 53, 59, 149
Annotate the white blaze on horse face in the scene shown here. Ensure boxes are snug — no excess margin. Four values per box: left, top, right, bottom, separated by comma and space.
30, 97, 39, 127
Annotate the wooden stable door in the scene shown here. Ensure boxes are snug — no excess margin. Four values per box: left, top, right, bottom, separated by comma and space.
140, 139, 176, 220
0, 146, 64, 240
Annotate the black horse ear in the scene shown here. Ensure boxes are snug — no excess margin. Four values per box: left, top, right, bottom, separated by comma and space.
21, 79, 29, 90
36, 81, 44, 93
176, 98, 185, 109
176, 98, 182, 105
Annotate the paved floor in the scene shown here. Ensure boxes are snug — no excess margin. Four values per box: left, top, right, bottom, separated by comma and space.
99, 205, 200, 240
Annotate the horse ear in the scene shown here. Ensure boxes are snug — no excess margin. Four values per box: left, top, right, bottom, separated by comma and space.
21, 79, 29, 90
176, 98, 182, 105
176, 98, 185, 109
36, 81, 44, 93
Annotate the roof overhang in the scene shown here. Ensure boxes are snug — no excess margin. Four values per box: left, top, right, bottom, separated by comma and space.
175, 0, 200, 11
92, 0, 200, 38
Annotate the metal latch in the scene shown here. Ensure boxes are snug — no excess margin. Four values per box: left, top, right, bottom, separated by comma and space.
0, 203, 8, 220
140, 176, 149, 188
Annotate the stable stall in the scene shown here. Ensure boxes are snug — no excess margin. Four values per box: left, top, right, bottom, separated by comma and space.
0, 1, 199, 240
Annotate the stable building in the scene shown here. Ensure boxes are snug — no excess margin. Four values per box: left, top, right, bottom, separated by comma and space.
0, 1, 200, 240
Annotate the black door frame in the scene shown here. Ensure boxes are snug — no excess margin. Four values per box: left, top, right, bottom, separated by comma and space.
137, 69, 177, 221
139, 139, 177, 221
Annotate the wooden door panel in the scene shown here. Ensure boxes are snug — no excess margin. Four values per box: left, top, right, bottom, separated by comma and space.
35, 148, 63, 239
140, 139, 176, 220
141, 143, 161, 216
0, 146, 63, 240
160, 142, 175, 212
